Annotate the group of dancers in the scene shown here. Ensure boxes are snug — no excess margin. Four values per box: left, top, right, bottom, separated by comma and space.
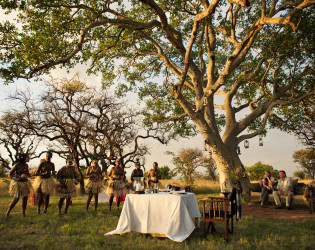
5, 152, 161, 217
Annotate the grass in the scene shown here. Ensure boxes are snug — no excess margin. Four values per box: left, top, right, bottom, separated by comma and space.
0, 179, 314, 249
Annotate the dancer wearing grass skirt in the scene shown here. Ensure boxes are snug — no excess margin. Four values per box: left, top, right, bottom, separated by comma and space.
85, 160, 104, 211
106, 159, 127, 210
55, 158, 80, 215
33, 152, 56, 214
6, 154, 34, 217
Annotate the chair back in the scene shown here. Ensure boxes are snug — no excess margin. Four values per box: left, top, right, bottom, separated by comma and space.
202, 197, 229, 222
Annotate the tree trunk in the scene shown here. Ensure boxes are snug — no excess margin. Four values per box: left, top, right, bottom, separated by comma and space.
73, 157, 85, 194
212, 150, 251, 194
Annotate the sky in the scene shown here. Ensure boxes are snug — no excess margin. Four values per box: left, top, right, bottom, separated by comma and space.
0, 8, 307, 178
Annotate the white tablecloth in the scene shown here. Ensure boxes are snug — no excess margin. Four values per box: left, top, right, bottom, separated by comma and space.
105, 192, 201, 242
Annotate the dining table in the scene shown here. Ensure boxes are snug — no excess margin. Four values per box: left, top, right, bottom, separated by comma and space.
105, 192, 201, 242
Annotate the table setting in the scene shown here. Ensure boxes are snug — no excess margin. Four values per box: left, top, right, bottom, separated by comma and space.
105, 191, 201, 242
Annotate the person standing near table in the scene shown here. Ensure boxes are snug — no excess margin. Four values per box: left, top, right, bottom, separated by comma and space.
273, 170, 294, 209
85, 160, 104, 211
55, 157, 80, 215
131, 162, 144, 182
6, 153, 33, 217
147, 162, 161, 188
33, 151, 56, 214
259, 170, 275, 208
107, 159, 127, 211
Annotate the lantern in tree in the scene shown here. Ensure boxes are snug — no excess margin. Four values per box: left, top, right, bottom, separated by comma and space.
259, 137, 263, 146
237, 146, 241, 155
204, 140, 208, 151
244, 140, 249, 148
208, 150, 212, 157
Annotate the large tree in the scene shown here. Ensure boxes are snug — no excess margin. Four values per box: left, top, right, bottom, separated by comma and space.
0, 0, 314, 192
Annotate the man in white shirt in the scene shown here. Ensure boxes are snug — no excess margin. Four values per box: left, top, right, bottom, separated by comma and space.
273, 170, 294, 210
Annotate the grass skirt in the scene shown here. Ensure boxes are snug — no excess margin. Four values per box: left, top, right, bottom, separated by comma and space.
85, 179, 104, 194
33, 176, 56, 195
106, 179, 127, 197
9, 179, 34, 198
55, 179, 77, 198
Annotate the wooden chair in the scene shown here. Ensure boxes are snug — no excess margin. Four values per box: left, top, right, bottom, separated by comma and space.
201, 197, 231, 241
201, 188, 241, 241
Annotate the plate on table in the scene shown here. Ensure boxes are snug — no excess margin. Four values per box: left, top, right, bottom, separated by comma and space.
159, 189, 172, 192
170, 190, 187, 195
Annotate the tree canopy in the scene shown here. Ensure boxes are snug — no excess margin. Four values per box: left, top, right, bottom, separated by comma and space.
245, 161, 278, 181
168, 147, 214, 185
0, 0, 314, 191
292, 148, 315, 179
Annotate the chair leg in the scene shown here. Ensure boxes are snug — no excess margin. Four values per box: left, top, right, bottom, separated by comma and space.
207, 222, 212, 234
224, 220, 228, 241
210, 222, 216, 233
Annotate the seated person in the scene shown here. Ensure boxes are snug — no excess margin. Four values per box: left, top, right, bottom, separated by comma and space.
147, 162, 161, 188
272, 170, 294, 210
130, 162, 144, 182
259, 170, 275, 207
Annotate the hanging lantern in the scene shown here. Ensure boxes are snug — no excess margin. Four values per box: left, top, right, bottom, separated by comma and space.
204, 140, 208, 151
208, 150, 212, 157
259, 137, 263, 146
213, 143, 218, 153
237, 146, 241, 155
204, 97, 208, 106
244, 140, 249, 148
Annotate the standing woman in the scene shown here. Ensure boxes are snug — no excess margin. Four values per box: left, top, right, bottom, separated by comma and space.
6, 153, 33, 217
85, 160, 104, 211
32, 152, 56, 214
147, 162, 161, 188
55, 158, 80, 215
107, 159, 127, 211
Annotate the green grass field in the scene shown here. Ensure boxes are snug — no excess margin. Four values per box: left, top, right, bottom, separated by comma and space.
0, 179, 314, 249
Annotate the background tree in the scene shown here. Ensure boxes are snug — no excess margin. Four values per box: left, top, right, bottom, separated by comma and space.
0, 111, 42, 169
10, 75, 159, 191
168, 148, 208, 186
293, 170, 306, 180
159, 165, 176, 180
10, 75, 169, 191
292, 148, 315, 179
0, 0, 314, 192
0, 158, 9, 177
245, 161, 279, 181
201, 156, 217, 181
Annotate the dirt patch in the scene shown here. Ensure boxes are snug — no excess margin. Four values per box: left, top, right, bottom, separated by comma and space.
243, 203, 315, 222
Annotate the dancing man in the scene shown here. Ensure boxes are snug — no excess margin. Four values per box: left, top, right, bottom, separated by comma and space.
85, 160, 104, 211
6, 153, 33, 217
107, 159, 127, 211
33, 152, 56, 214
55, 157, 80, 215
